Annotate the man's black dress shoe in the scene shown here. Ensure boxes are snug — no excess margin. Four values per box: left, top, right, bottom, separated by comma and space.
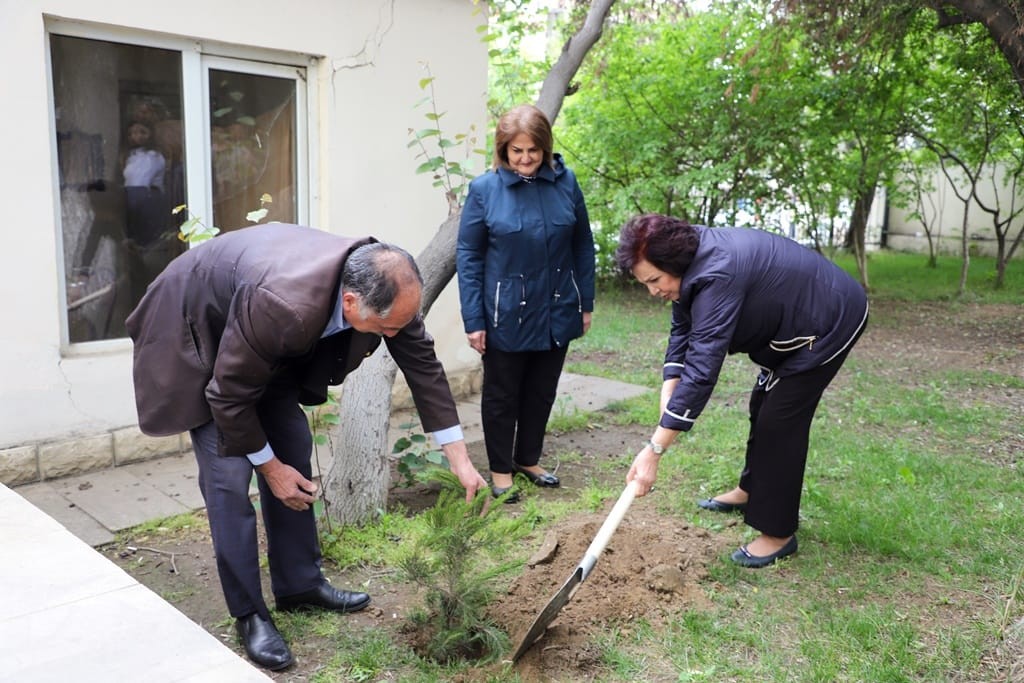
731, 535, 798, 568
236, 613, 293, 671
697, 497, 746, 513
514, 465, 560, 487
491, 485, 520, 504
275, 581, 371, 613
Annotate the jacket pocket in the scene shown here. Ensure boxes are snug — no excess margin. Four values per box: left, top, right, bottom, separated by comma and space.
489, 216, 522, 235
769, 335, 817, 352
184, 317, 211, 371
491, 276, 526, 328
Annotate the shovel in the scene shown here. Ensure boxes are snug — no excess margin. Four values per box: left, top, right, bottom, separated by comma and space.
511, 480, 640, 662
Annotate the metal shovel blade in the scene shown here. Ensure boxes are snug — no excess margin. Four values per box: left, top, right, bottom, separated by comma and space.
511, 481, 639, 662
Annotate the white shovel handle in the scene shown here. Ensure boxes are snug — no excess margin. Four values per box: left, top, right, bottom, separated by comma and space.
578, 480, 639, 581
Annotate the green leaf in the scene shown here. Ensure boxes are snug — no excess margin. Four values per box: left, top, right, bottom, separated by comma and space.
179, 217, 200, 235
418, 77, 434, 90
415, 157, 446, 174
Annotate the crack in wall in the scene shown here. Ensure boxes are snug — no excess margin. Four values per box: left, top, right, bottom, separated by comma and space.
331, 0, 396, 74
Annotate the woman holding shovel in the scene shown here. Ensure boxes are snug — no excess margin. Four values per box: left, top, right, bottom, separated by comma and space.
615, 213, 868, 568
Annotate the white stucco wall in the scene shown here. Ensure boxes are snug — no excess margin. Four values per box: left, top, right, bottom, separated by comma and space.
886, 165, 1024, 259
0, 0, 487, 453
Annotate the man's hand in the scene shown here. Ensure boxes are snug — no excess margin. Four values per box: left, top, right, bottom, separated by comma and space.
441, 440, 489, 502
256, 458, 318, 511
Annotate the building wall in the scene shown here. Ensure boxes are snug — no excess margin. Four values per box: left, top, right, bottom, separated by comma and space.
0, 0, 487, 482
886, 165, 1024, 259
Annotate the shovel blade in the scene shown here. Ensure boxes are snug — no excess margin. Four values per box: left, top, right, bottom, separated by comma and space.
511, 566, 583, 662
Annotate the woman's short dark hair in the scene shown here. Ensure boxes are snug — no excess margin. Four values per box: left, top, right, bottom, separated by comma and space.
493, 104, 554, 171
342, 242, 422, 317
615, 214, 701, 277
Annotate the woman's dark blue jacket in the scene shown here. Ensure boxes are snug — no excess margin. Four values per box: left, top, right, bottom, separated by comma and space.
660, 226, 869, 433
457, 154, 595, 352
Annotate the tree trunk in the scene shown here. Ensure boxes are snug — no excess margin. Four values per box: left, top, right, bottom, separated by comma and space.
958, 201, 971, 295
321, 347, 395, 524
849, 186, 874, 290
323, 0, 617, 526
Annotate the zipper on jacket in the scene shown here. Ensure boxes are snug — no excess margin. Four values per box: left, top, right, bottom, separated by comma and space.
493, 281, 501, 327
518, 275, 527, 324
570, 271, 582, 313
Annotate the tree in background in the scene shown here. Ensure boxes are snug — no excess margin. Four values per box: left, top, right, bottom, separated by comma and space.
557, 0, 913, 286
785, 0, 1024, 287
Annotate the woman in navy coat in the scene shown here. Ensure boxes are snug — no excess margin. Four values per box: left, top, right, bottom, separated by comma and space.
457, 105, 596, 501
615, 214, 868, 567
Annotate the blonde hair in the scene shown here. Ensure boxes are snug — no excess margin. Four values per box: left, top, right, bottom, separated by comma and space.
492, 104, 554, 171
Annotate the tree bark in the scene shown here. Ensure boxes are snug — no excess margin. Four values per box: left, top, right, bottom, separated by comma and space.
324, 0, 617, 526
849, 187, 874, 289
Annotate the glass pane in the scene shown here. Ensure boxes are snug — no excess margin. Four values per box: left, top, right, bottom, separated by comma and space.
51, 34, 186, 342
209, 70, 297, 231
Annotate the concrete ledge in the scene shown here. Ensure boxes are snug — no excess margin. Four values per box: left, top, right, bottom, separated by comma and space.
0, 445, 38, 486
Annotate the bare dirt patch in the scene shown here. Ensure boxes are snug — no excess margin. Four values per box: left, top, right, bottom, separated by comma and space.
104, 300, 1024, 681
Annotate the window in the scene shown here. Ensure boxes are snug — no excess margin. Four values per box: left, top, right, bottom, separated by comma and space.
49, 24, 311, 345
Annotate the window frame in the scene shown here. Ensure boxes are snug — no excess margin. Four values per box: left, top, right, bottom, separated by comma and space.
45, 18, 320, 353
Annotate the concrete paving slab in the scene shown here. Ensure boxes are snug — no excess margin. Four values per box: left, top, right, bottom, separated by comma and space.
0, 483, 271, 683
12, 481, 113, 547
556, 372, 651, 413
1, 585, 271, 683
121, 452, 206, 511
49, 468, 192, 532
0, 486, 134, 620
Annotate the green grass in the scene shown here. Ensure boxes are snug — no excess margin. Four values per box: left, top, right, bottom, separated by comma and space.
833, 249, 1024, 302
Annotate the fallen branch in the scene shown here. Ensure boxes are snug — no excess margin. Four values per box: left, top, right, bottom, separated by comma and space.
126, 545, 179, 574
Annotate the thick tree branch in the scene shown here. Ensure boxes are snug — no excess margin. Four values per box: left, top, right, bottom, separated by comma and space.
535, 0, 617, 124
933, 1, 1024, 96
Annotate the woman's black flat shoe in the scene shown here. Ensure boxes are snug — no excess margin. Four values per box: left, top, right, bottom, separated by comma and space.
514, 465, 560, 487
697, 497, 746, 513
491, 485, 520, 504
730, 536, 798, 568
